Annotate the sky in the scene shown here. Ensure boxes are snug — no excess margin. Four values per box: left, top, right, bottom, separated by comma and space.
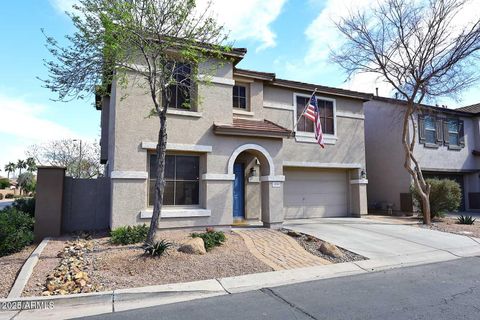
1, 0, 480, 175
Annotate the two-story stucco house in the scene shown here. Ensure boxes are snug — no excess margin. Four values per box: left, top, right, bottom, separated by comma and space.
365, 97, 480, 214
97, 47, 371, 230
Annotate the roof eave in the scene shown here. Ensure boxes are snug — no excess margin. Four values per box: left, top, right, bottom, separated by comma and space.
271, 80, 372, 102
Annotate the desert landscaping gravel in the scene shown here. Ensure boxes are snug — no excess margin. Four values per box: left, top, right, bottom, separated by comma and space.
23, 231, 273, 296
422, 217, 480, 238
282, 229, 367, 263
0, 245, 35, 298
90, 231, 273, 291
23, 238, 72, 296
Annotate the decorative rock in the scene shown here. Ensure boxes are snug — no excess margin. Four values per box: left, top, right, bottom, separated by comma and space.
319, 242, 345, 258
178, 237, 206, 255
41, 239, 101, 296
287, 230, 301, 237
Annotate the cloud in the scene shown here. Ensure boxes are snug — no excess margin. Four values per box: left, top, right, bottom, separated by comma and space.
49, 0, 286, 51
0, 93, 91, 174
49, 0, 77, 14
204, 0, 287, 51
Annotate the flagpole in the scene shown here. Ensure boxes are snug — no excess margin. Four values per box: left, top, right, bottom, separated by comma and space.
292, 88, 317, 132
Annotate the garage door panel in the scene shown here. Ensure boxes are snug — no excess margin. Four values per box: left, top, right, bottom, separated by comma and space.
285, 182, 346, 194
284, 169, 348, 219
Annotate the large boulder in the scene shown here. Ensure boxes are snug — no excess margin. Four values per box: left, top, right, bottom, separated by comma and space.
319, 242, 345, 258
178, 237, 206, 255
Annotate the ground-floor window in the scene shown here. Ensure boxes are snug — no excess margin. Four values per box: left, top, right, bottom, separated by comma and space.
148, 154, 199, 206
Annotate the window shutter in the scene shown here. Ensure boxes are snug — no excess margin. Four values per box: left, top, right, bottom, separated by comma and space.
459, 120, 465, 147
435, 118, 443, 145
443, 119, 450, 146
418, 115, 425, 144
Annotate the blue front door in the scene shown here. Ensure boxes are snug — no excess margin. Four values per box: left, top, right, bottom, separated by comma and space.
233, 163, 245, 219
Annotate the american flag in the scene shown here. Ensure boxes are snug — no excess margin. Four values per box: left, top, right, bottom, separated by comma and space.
303, 94, 325, 148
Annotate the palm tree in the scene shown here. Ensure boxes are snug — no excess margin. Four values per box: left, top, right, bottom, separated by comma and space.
26, 157, 37, 173
16, 159, 27, 176
4, 162, 16, 180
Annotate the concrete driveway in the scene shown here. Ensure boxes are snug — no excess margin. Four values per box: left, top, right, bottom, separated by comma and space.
284, 218, 480, 260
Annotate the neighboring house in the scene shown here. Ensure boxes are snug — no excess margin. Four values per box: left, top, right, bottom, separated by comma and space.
97, 47, 371, 230
365, 97, 480, 214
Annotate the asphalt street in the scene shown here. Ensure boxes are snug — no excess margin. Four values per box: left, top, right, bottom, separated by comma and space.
75, 256, 480, 320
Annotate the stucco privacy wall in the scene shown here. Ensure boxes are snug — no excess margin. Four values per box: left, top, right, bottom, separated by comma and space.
62, 177, 110, 233
34, 168, 110, 240
108, 57, 369, 229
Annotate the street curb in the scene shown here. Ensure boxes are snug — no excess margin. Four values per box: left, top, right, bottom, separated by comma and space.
218, 261, 366, 294
8, 238, 50, 299
113, 279, 227, 312
3, 251, 478, 319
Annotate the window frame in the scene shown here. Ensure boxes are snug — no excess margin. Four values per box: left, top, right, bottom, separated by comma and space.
232, 82, 249, 110
147, 153, 201, 208
446, 118, 461, 147
423, 115, 437, 145
293, 92, 337, 142
165, 62, 194, 111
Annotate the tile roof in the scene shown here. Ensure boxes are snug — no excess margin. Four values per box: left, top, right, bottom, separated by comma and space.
455, 103, 480, 114
372, 96, 476, 117
213, 118, 291, 138
233, 68, 373, 101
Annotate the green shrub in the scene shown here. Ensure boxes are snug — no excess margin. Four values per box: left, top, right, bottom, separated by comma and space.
457, 215, 476, 225
411, 178, 461, 219
12, 198, 35, 217
110, 224, 149, 245
5, 194, 14, 199
0, 179, 10, 189
191, 230, 226, 251
0, 208, 34, 257
143, 239, 173, 257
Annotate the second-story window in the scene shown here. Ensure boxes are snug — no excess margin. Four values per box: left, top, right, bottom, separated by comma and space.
424, 115, 436, 144
233, 85, 247, 109
296, 96, 335, 135
166, 63, 192, 110
447, 119, 460, 146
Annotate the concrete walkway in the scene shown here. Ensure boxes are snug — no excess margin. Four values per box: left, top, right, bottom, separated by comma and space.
284, 217, 480, 260
234, 229, 329, 270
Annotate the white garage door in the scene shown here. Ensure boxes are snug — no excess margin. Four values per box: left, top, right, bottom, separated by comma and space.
284, 168, 349, 219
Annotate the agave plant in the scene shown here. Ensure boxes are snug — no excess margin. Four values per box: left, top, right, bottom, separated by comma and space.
457, 215, 476, 225
143, 240, 173, 257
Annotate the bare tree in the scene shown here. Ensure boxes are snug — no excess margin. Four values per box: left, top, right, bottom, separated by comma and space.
26, 139, 103, 179
40, 0, 230, 243
332, 0, 480, 223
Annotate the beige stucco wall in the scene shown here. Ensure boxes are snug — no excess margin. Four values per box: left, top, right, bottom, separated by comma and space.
365, 99, 480, 212
364, 100, 412, 211
107, 58, 368, 229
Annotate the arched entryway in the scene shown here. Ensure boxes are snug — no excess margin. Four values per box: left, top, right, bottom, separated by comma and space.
227, 144, 283, 228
